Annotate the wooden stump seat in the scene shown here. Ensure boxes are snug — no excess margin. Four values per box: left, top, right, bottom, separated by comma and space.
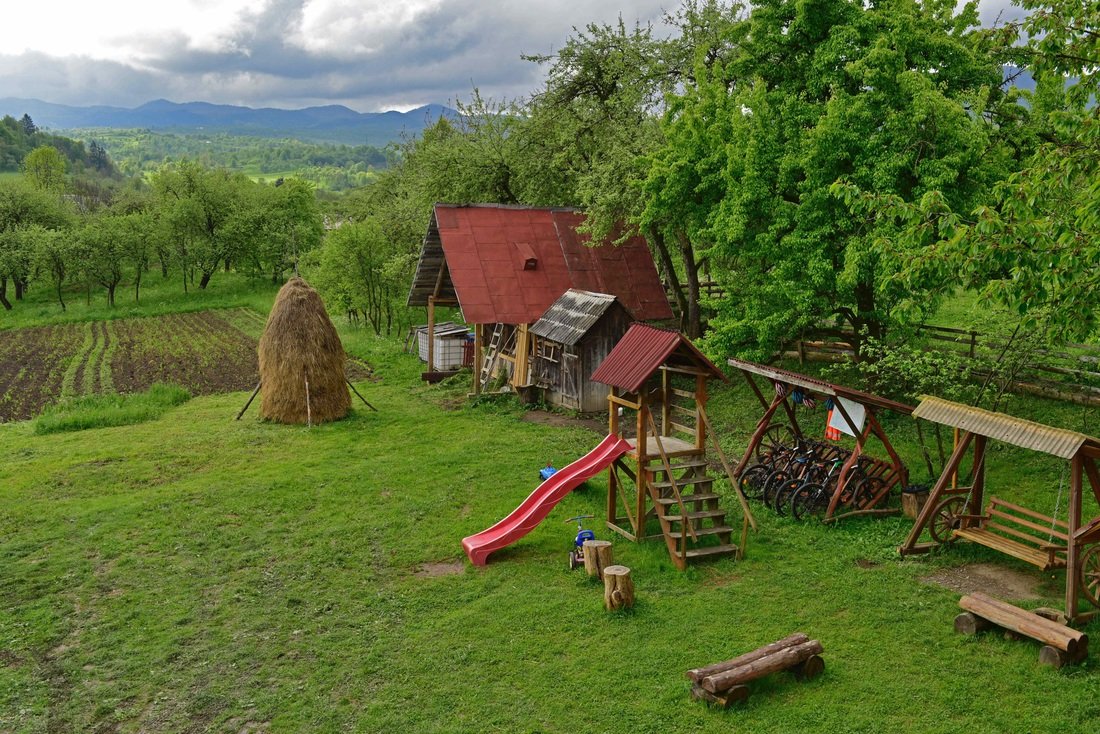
955, 592, 1088, 668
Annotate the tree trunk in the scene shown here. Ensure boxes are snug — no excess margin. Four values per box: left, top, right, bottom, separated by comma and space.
648, 226, 688, 327
14, 278, 25, 301
0, 277, 11, 310
107, 283, 116, 307
56, 277, 66, 311
134, 272, 142, 304
701, 639, 824, 693
677, 230, 703, 338
199, 270, 212, 289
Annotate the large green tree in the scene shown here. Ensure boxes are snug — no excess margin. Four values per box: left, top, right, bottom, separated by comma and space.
646, 0, 1017, 357
850, 0, 1100, 343
0, 180, 70, 308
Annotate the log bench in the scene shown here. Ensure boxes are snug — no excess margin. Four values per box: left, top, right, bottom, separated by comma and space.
953, 496, 1068, 571
687, 633, 824, 707
955, 592, 1088, 668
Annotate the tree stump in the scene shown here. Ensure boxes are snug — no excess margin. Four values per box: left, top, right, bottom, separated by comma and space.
583, 539, 613, 579
603, 565, 634, 611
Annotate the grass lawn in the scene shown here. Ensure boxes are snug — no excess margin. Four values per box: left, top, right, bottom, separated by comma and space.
3, 282, 1100, 732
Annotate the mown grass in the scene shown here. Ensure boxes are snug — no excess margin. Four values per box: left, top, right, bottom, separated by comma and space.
33, 383, 191, 435
3, 278, 1100, 732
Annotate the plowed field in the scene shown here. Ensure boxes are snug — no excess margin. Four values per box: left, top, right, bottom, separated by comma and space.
0, 308, 268, 422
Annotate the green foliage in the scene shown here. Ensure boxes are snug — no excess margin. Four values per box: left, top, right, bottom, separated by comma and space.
21, 145, 67, 192
0, 114, 121, 180
303, 218, 415, 335
70, 128, 388, 189
646, 0, 1015, 360
831, 336, 978, 404
33, 382, 191, 434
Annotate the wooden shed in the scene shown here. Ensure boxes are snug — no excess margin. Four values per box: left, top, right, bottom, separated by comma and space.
406, 204, 673, 398
529, 290, 633, 412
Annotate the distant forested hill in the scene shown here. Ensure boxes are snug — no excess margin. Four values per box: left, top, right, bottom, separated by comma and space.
0, 113, 119, 177
0, 98, 457, 146
78, 129, 392, 191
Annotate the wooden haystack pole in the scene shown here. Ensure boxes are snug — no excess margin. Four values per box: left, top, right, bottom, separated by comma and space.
258, 277, 350, 424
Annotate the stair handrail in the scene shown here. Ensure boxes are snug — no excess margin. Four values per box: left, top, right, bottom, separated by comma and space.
697, 404, 759, 532
646, 410, 699, 553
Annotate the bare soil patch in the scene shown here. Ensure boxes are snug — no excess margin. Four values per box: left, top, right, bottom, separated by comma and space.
414, 561, 465, 578
921, 562, 1042, 601
0, 308, 372, 422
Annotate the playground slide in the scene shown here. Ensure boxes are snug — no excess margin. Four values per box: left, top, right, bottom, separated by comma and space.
462, 434, 633, 566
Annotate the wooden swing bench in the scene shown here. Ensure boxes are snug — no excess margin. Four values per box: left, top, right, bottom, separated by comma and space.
953, 496, 1068, 572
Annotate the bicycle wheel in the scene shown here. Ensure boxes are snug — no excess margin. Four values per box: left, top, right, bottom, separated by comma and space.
762, 469, 790, 511
755, 424, 796, 464
854, 476, 886, 509
791, 483, 828, 521
738, 464, 770, 502
773, 477, 803, 516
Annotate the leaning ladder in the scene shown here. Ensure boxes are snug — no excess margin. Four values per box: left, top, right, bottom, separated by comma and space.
480, 324, 504, 390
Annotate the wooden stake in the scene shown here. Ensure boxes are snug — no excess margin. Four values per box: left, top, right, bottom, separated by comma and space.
236, 382, 261, 420
346, 378, 378, 411
582, 540, 613, 579
305, 376, 312, 428
602, 565, 634, 611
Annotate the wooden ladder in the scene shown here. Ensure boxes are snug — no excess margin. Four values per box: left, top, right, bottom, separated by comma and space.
479, 324, 505, 390
644, 413, 737, 569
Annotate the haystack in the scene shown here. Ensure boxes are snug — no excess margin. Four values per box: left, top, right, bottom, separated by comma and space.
258, 277, 350, 424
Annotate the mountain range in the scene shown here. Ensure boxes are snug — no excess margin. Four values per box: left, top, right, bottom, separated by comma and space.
0, 98, 458, 146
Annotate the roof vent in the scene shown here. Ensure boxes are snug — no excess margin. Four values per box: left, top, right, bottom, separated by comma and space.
516, 242, 538, 270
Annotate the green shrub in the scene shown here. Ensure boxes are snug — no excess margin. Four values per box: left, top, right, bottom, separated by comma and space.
34, 383, 191, 434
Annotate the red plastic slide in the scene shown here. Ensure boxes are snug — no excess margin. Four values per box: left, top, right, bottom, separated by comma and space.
462, 434, 633, 566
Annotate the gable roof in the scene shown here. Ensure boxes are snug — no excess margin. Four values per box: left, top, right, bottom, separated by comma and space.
590, 323, 726, 393
530, 290, 623, 346
407, 204, 672, 325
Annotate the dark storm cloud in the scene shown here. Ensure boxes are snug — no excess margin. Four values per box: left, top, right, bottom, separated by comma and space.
0, 0, 1029, 111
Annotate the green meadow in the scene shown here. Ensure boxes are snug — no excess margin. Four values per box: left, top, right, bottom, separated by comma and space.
2, 279, 1099, 733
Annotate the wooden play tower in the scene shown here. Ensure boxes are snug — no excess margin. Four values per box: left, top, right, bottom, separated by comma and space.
590, 324, 756, 569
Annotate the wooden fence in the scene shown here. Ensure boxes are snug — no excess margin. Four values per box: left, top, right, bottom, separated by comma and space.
785, 325, 1100, 408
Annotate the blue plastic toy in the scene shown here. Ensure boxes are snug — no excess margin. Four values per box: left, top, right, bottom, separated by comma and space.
565, 514, 596, 570
539, 462, 558, 482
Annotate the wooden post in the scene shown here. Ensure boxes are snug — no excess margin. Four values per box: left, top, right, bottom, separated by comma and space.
235, 382, 261, 420
603, 565, 635, 610
635, 392, 648, 539
661, 368, 671, 436
472, 323, 483, 396
967, 435, 988, 521
304, 377, 312, 428
1067, 455, 1083, 620
582, 539, 613, 579
695, 372, 707, 450
426, 295, 436, 372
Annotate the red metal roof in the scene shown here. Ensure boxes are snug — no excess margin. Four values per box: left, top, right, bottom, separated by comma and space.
412, 204, 673, 325
590, 323, 725, 393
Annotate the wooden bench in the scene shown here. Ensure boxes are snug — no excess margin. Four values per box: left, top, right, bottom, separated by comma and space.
955, 592, 1088, 668
687, 633, 824, 707
953, 496, 1068, 571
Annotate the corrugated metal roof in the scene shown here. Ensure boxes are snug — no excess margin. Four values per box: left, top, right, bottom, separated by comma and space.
591, 323, 725, 393
913, 395, 1099, 459
407, 204, 673, 325
727, 357, 915, 415
530, 290, 619, 346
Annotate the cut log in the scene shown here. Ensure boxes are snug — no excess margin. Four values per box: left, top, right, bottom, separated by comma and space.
959, 593, 1086, 656
691, 683, 750, 708
954, 611, 994, 636
701, 639, 824, 693
686, 633, 810, 682
603, 565, 635, 611
791, 654, 825, 681
583, 540, 613, 579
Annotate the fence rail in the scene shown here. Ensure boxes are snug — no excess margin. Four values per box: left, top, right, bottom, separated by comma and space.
785, 325, 1100, 408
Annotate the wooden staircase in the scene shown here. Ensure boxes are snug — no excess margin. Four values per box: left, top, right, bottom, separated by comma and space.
646, 453, 739, 569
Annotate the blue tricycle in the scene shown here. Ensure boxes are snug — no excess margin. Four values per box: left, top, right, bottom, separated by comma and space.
565, 514, 596, 570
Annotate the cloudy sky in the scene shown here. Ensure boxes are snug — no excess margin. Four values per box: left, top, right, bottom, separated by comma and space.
0, 0, 1023, 112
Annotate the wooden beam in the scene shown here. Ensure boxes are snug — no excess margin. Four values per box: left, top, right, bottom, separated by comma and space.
900, 431, 976, 555
1067, 454, 1083, 620
426, 295, 436, 374
472, 323, 483, 397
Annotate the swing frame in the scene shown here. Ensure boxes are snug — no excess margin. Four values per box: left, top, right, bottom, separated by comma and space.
728, 358, 913, 522
900, 396, 1100, 623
